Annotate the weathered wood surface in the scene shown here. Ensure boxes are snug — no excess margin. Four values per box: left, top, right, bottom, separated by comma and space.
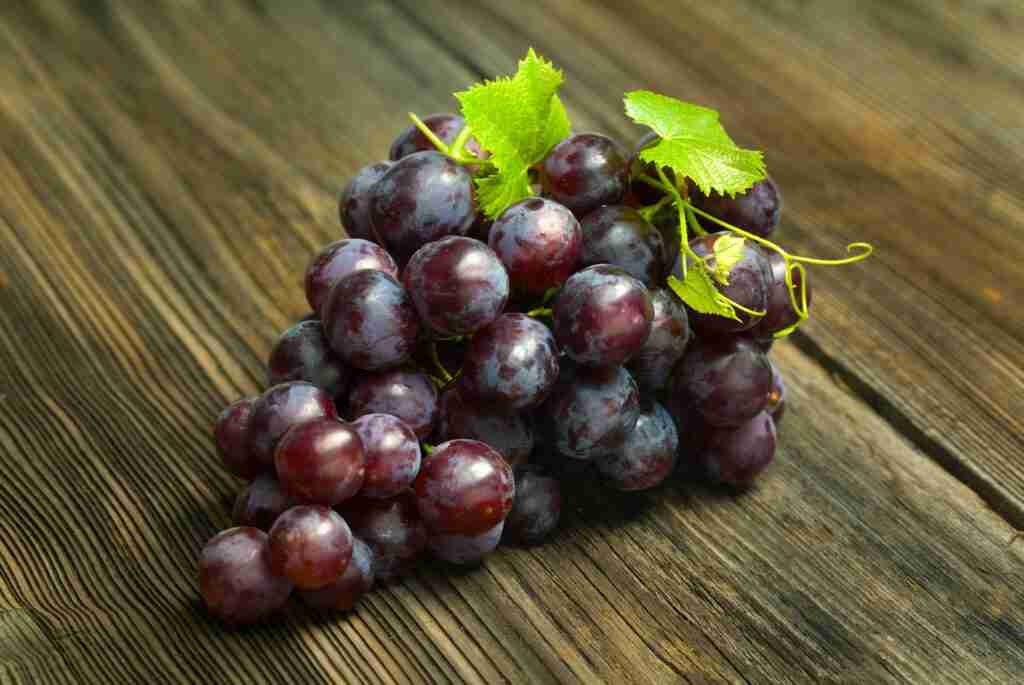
1, 2, 1022, 683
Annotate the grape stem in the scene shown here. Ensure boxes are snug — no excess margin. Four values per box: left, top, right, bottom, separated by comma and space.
527, 307, 553, 318
422, 443, 435, 456
636, 171, 873, 337
428, 341, 454, 384
407, 113, 494, 170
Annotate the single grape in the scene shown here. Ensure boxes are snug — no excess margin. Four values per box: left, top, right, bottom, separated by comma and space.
268, 320, 350, 397
540, 133, 629, 217
595, 401, 678, 491
346, 367, 438, 440
247, 382, 337, 468
673, 232, 769, 336
541, 363, 640, 459
766, 362, 786, 426
369, 151, 477, 263
503, 466, 560, 545
436, 385, 533, 467
274, 418, 365, 507
389, 113, 486, 164
232, 475, 297, 531
351, 413, 421, 499
553, 264, 653, 367
214, 397, 262, 479
298, 537, 374, 611
690, 177, 782, 239
699, 412, 777, 486
428, 521, 504, 565
413, 439, 515, 536
458, 313, 559, 411
579, 205, 668, 286
268, 505, 353, 590
339, 161, 391, 242
402, 236, 509, 337
626, 288, 690, 393
340, 493, 427, 582
304, 239, 399, 316
670, 337, 771, 427
628, 131, 669, 206
663, 394, 713, 479
198, 527, 292, 625
748, 247, 812, 339
322, 270, 419, 371
487, 198, 582, 295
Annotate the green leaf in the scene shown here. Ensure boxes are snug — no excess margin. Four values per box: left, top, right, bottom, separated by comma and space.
710, 234, 746, 285
624, 90, 766, 197
666, 268, 741, 322
456, 49, 571, 219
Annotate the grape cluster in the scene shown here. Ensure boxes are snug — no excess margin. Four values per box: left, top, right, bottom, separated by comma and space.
198, 113, 799, 627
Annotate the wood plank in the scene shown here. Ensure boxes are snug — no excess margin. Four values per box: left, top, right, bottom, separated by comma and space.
0, 1, 1022, 683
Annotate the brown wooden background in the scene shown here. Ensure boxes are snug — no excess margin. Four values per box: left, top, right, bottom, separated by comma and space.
1, 1, 1023, 683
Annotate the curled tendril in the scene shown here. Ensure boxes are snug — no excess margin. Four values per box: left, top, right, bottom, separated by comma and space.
635, 172, 873, 336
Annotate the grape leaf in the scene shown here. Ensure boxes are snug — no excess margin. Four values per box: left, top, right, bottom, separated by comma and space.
667, 268, 741, 321
710, 234, 746, 285
624, 90, 765, 197
456, 49, 571, 219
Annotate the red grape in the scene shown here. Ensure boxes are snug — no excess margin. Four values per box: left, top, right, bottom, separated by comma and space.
690, 177, 782, 239
298, 537, 375, 611
305, 239, 398, 316
699, 412, 777, 486
247, 382, 337, 468
340, 493, 427, 582
232, 475, 297, 531
322, 270, 420, 371
346, 367, 438, 440
268, 320, 350, 397
626, 288, 690, 393
540, 133, 629, 217
413, 439, 514, 536
579, 204, 668, 286
402, 236, 509, 337
274, 418, 366, 507
351, 413, 422, 499
214, 397, 261, 479
199, 527, 292, 625
436, 386, 533, 467
268, 505, 354, 590
488, 198, 582, 295
339, 161, 391, 242
504, 466, 560, 545
427, 521, 504, 565
541, 363, 640, 460
595, 401, 678, 491
671, 337, 771, 428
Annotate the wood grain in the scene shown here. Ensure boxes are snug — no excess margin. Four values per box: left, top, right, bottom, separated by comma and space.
1, 2, 1022, 683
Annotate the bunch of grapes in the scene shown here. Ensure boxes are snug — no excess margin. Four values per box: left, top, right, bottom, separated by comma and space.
197, 62, 870, 624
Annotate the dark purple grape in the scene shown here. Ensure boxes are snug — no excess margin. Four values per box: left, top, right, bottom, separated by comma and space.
247, 382, 337, 469
553, 264, 653, 367
459, 313, 559, 411
268, 505, 353, 590
699, 412, 777, 486
427, 521, 504, 565
595, 401, 678, 491
402, 236, 509, 337
504, 466, 560, 545
389, 113, 486, 163
322, 270, 419, 371
413, 439, 514, 536
268, 320, 350, 397
673, 232, 769, 336
488, 198, 582, 295
628, 131, 670, 206
649, 202, 682, 269
214, 397, 261, 479
233, 475, 297, 531
339, 161, 391, 242
298, 537, 374, 611
540, 133, 629, 217
369, 151, 477, 263
199, 527, 292, 625
579, 205, 668, 286
351, 413, 421, 499
670, 337, 771, 428
274, 418, 365, 507
340, 493, 427, 582
347, 367, 438, 440
748, 248, 812, 339
541, 364, 640, 460
305, 239, 399, 316
436, 386, 533, 467
626, 289, 690, 393
690, 177, 782, 239
766, 363, 786, 426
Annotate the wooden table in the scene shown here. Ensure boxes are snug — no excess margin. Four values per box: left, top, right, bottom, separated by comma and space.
2, 2, 1022, 683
